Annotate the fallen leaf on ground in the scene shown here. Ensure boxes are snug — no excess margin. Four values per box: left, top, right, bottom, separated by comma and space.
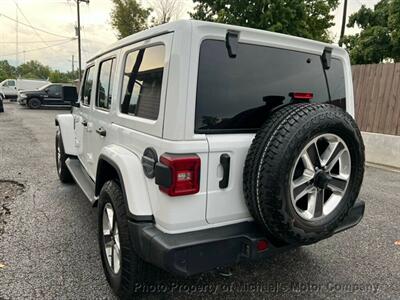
395, 240, 400, 246
0, 263, 5, 269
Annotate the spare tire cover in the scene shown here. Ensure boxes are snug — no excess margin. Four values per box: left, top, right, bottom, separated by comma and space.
243, 103, 365, 245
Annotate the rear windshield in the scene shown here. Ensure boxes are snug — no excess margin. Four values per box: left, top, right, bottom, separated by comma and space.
195, 40, 346, 133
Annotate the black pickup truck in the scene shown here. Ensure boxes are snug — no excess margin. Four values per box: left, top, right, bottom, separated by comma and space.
18, 83, 78, 109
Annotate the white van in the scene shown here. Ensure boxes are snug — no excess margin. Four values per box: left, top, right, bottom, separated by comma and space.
0, 78, 50, 101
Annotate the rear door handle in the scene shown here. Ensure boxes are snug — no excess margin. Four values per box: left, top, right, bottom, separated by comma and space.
96, 127, 106, 137
219, 154, 230, 189
81, 120, 87, 127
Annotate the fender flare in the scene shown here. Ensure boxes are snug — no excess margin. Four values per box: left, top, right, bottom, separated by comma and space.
96, 145, 153, 221
55, 114, 78, 156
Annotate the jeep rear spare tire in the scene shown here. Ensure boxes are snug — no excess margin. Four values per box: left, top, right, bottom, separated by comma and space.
243, 104, 365, 245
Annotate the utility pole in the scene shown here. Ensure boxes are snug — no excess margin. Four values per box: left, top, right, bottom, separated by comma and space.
339, 0, 348, 47
75, 0, 89, 81
16, 0, 18, 70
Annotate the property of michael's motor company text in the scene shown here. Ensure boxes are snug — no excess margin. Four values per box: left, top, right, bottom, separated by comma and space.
133, 281, 380, 294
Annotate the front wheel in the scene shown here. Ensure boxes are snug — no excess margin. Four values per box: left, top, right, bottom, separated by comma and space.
28, 98, 41, 109
55, 130, 74, 183
98, 180, 161, 299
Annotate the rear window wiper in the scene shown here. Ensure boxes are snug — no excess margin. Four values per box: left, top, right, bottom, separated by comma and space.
226, 30, 240, 58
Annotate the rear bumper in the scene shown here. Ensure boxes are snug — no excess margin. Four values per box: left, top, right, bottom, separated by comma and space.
129, 200, 365, 277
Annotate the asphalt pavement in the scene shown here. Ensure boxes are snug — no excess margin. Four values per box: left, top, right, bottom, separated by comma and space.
0, 102, 399, 299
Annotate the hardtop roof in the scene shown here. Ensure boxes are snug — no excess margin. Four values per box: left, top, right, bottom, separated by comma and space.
87, 20, 342, 64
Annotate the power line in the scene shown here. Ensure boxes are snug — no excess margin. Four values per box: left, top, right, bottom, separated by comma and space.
13, 0, 50, 47
0, 38, 74, 44
0, 13, 73, 39
0, 39, 76, 57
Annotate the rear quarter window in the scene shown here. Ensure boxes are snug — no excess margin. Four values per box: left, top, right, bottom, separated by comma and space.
326, 58, 346, 109
195, 40, 332, 133
120, 45, 165, 120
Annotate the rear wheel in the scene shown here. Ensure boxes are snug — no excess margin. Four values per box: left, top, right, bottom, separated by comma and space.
28, 98, 41, 109
243, 104, 365, 245
98, 180, 161, 299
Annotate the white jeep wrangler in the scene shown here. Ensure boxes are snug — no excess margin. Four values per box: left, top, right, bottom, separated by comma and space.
55, 20, 365, 298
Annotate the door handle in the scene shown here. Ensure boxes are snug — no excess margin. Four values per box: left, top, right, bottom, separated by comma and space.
81, 120, 87, 126
219, 154, 230, 189
96, 127, 107, 137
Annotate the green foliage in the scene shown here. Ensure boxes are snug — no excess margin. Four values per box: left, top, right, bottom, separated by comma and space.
17, 60, 50, 80
49, 70, 80, 83
343, 0, 400, 64
111, 0, 152, 39
0, 60, 78, 83
190, 0, 340, 42
0, 60, 16, 82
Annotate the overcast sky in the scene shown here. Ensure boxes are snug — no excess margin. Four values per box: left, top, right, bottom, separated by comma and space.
0, 0, 378, 72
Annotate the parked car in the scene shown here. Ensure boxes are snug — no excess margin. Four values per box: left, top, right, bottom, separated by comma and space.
55, 20, 365, 299
18, 83, 78, 109
0, 78, 50, 101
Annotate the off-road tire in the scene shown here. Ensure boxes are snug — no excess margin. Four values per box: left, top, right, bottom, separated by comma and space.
243, 104, 365, 245
55, 130, 74, 183
28, 98, 41, 109
98, 180, 161, 299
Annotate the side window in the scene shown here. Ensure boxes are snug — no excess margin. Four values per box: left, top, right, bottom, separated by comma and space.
47, 85, 62, 97
64, 86, 78, 102
96, 58, 115, 110
81, 66, 94, 106
7, 80, 15, 87
120, 45, 165, 120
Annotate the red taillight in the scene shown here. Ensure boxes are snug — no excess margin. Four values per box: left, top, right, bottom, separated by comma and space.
256, 240, 269, 252
290, 92, 314, 100
159, 154, 200, 196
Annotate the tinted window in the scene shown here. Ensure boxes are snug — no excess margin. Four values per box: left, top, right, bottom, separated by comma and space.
121, 45, 165, 120
96, 59, 115, 110
327, 58, 346, 109
7, 80, 15, 87
82, 66, 94, 106
47, 85, 62, 97
63, 86, 78, 102
195, 40, 330, 133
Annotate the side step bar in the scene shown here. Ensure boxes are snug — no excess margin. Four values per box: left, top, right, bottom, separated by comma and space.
66, 158, 96, 205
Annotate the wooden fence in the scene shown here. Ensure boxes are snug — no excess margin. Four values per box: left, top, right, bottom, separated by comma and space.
352, 63, 400, 136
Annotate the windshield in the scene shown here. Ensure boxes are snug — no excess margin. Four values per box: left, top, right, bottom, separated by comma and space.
195, 40, 346, 133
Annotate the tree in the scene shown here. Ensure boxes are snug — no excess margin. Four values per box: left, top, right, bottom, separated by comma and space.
149, 0, 183, 26
0, 59, 78, 83
111, 0, 152, 39
49, 70, 79, 83
17, 60, 51, 80
342, 0, 400, 64
0, 60, 16, 82
190, 0, 339, 42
